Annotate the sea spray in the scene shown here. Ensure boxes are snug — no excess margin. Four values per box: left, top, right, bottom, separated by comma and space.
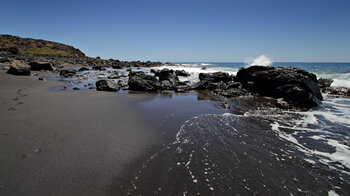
245, 55, 273, 67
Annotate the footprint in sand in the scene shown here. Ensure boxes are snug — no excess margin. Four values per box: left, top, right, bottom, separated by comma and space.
8, 107, 16, 111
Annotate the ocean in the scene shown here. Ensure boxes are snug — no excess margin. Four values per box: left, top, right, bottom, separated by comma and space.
58, 61, 350, 195
120, 62, 350, 195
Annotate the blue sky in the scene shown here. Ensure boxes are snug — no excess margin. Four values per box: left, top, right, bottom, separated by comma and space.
1, 0, 349, 62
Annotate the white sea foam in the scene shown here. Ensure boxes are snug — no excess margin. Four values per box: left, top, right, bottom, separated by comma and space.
245, 55, 273, 67
316, 72, 350, 88
150, 65, 239, 84
270, 96, 350, 172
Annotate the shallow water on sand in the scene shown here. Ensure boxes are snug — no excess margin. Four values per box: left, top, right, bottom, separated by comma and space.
118, 94, 350, 195
48, 65, 350, 195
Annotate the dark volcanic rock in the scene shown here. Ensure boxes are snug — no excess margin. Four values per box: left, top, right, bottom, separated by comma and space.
29, 61, 54, 71
155, 69, 180, 90
128, 71, 145, 77
128, 73, 159, 91
199, 72, 230, 83
322, 87, 350, 97
318, 78, 334, 88
220, 88, 249, 98
190, 80, 217, 90
60, 69, 77, 77
92, 66, 106, 71
157, 69, 179, 83
96, 80, 120, 91
235, 66, 323, 108
275, 85, 321, 107
78, 67, 90, 72
7, 60, 30, 76
175, 70, 190, 77
112, 64, 123, 69
158, 80, 176, 90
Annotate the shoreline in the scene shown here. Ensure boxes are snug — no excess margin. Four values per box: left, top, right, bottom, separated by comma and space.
0, 70, 164, 195
1, 62, 350, 195
0, 70, 226, 195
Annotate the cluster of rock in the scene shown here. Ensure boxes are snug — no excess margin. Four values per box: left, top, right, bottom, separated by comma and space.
318, 78, 350, 97
6, 60, 54, 76
235, 66, 323, 108
1, 53, 165, 71
4, 53, 348, 109
90, 66, 333, 109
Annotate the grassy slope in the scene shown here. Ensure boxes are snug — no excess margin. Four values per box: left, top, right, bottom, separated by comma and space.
0, 35, 85, 57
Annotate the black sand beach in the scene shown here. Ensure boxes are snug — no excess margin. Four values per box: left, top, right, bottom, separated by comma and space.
0, 69, 227, 195
0, 70, 166, 195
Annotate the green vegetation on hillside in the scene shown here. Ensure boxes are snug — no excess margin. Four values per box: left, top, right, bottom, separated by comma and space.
22, 47, 70, 56
0, 34, 85, 57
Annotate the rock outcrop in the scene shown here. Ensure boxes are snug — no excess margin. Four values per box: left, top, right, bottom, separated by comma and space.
29, 61, 54, 71
60, 69, 77, 77
96, 80, 121, 91
235, 66, 323, 108
175, 70, 190, 77
128, 71, 159, 91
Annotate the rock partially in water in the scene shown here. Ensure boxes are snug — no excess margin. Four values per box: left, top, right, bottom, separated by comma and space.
175, 85, 190, 93
318, 78, 334, 88
190, 80, 217, 90
92, 65, 106, 71
216, 102, 230, 109
112, 64, 123, 69
60, 69, 76, 77
96, 80, 120, 91
322, 87, 350, 97
220, 88, 249, 98
235, 66, 323, 108
78, 67, 90, 72
175, 70, 190, 77
199, 72, 231, 83
7, 60, 31, 76
157, 69, 179, 85
128, 72, 159, 91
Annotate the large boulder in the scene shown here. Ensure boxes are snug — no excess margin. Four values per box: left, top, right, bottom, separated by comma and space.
190, 80, 217, 90
155, 69, 180, 90
199, 72, 231, 83
92, 66, 106, 71
128, 72, 159, 91
235, 66, 323, 108
60, 69, 77, 77
29, 61, 54, 71
7, 60, 31, 76
157, 69, 179, 83
318, 78, 333, 88
78, 67, 90, 72
175, 70, 190, 77
96, 80, 121, 91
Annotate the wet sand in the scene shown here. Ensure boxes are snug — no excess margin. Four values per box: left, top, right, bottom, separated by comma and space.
0, 71, 163, 195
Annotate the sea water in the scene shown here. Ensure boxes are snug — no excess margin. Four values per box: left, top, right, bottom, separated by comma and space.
56, 60, 350, 194
120, 61, 350, 195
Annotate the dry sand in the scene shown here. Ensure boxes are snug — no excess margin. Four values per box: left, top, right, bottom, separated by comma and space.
0, 70, 161, 195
